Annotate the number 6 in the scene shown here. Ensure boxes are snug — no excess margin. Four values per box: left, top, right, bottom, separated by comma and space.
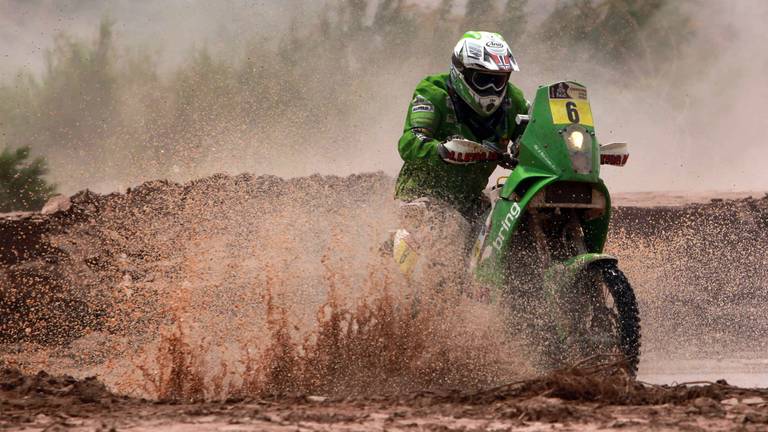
566, 101, 580, 123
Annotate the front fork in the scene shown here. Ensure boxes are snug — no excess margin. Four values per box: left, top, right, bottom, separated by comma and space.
534, 208, 617, 310
529, 208, 588, 268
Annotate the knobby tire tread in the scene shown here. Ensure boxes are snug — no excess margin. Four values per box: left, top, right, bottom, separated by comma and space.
596, 261, 641, 373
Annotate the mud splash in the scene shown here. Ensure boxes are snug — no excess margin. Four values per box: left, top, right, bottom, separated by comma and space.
1, 173, 767, 401
127, 285, 527, 401
609, 195, 768, 356
0, 172, 530, 400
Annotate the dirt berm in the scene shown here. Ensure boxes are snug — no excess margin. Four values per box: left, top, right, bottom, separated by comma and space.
1, 172, 767, 353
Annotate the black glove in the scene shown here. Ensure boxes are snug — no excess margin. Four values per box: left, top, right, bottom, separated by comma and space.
498, 152, 518, 169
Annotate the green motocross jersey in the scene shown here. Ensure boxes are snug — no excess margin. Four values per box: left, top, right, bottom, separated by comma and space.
395, 73, 528, 215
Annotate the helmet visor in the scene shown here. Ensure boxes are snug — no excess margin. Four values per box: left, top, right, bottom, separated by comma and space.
468, 70, 509, 93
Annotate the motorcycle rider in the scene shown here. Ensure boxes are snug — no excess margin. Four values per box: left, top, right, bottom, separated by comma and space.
394, 31, 528, 277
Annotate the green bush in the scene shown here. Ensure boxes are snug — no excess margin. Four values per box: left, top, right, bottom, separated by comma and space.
0, 147, 56, 212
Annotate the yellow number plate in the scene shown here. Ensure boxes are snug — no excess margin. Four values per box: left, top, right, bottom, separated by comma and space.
548, 82, 594, 126
549, 99, 594, 126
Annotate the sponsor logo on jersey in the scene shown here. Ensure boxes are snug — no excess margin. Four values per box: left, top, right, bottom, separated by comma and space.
411, 127, 433, 143
412, 104, 434, 113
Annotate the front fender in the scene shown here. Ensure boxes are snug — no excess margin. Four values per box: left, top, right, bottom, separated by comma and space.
542, 253, 619, 349
544, 253, 618, 289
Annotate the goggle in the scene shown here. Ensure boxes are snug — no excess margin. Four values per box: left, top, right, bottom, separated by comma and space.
469, 70, 509, 92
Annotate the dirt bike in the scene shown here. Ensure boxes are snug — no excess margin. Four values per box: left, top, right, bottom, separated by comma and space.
392, 81, 640, 373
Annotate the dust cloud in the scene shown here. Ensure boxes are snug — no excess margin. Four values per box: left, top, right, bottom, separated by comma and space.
588, 1, 768, 192
0, 1, 765, 194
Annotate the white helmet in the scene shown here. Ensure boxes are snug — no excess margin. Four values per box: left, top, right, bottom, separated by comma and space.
450, 31, 520, 117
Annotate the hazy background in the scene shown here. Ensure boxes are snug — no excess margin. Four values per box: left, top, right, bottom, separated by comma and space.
0, 0, 765, 194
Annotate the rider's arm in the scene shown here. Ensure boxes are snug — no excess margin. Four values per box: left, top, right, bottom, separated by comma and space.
397, 92, 443, 161
507, 85, 530, 142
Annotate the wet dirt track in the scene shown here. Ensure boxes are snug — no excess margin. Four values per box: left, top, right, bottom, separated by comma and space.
1, 173, 767, 431
2, 366, 768, 432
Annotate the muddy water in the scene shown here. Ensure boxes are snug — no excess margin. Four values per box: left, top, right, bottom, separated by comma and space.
639, 355, 768, 388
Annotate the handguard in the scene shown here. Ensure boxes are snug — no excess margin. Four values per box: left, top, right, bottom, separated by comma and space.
438, 138, 501, 164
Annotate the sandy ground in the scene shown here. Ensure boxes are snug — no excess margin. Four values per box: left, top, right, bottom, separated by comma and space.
2, 366, 768, 432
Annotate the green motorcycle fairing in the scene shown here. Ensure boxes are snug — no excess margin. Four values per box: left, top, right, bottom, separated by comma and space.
473, 81, 614, 288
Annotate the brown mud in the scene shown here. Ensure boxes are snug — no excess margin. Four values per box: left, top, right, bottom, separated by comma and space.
2, 363, 768, 431
1, 173, 767, 430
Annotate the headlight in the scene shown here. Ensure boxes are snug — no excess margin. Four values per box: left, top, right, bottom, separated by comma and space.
562, 125, 593, 174
566, 130, 585, 151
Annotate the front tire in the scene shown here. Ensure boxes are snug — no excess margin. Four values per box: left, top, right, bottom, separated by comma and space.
596, 261, 641, 373
544, 260, 641, 374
